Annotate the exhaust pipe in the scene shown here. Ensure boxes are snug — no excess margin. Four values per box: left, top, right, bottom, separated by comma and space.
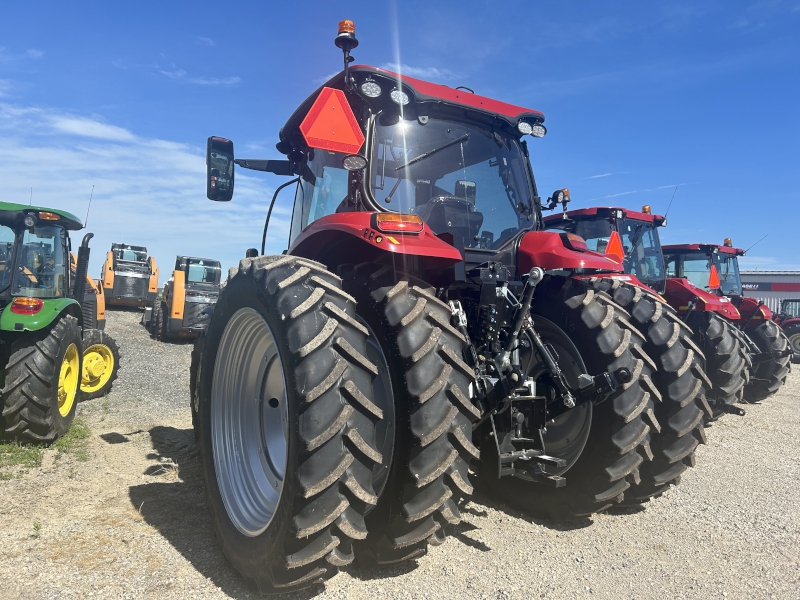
71, 233, 94, 308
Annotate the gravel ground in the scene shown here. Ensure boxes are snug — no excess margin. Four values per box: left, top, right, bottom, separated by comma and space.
0, 309, 797, 599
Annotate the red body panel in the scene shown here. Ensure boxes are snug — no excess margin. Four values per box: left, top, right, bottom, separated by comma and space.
517, 231, 624, 274
778, 316, 800, 328
350, 65, 545, 123
663, 278, 741, 321
543, 206, 663, 226
288, 213, 463, 268
736, 296, 771, 329
662, 243, 743, 256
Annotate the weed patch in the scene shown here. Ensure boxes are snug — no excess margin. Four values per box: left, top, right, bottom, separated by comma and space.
0, 441, 43, 479
55, 418, 91, 461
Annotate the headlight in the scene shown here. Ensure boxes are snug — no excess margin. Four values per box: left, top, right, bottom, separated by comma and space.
360, 81, 382, 98
517, 122, 533, 135
530, 124, 547, 138
390, 89, 410, 105
24, 215, 35, 228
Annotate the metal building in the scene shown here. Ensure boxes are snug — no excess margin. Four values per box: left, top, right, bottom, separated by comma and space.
740, 271, 800, 314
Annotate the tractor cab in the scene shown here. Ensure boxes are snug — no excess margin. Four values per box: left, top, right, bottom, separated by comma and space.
543, 206, 666, 292
662, 240, 744, 298
0, 202, 82, 309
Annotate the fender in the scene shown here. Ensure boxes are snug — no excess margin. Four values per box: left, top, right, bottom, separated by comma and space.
736, 296, 771, 329
517, 230, 624, 274
0, 298, 83, 332
288, 213, 463, 270
168, 270, 186, 334
664, 278, 741, 321
102, 251, 115, 290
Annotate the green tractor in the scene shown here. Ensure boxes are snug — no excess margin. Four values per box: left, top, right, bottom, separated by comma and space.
0, 201, 120, 442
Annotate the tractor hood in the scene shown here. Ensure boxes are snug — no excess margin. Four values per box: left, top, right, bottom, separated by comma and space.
517, 231, 625, 274
664, 277, 740, 320
0, 201, 83, 231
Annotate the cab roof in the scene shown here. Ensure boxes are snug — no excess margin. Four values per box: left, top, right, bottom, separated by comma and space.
278, 65, 545, 153
542, 206, 664, 226
0, 201, 83, 231
662, 243, 744, 256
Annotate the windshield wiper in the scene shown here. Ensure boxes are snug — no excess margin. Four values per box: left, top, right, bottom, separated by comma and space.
395, 134, 469, 172
624, 225, 644, 261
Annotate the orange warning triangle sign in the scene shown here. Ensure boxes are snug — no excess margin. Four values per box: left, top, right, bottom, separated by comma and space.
605, 230, 625, 263
708, 264, 721, 289
300, 87, 365, 154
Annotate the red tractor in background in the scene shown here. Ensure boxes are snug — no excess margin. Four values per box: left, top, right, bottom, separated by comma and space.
191, 21, 707, 594
774, 298, 800, 362
662, 240, 791, 402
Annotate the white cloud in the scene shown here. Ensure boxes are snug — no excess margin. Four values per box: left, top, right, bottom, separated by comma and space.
158, 66, 240, 86
379, 62, 460, 81
26, 49, 44, 58
0, 104, 289, 282
196, 37, 215, 47
0, 79, 11, 97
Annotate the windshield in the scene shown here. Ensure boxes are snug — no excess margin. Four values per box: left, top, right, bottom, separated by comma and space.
116, 248, 147, 262
781, 300, 800, 317
677, 253, 714, 291
186, 259, 221, 284
12, 225, 68, 298
370, 117, 535, 249
569, 218, 665, 285
0, 225, 16, 293
713, 253, 742, 296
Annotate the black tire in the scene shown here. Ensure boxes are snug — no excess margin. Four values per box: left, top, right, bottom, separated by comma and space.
783, 323, 800, 364
340, 263, 478, 567
1, 315, 83, 443
686, 311, 750, 418
489, 278, 656, 520
743, 319, 791, 402
78, 328, 121, 401
152, 300, 167, 341
586, 278, 710, 503
194, 255, 383, 594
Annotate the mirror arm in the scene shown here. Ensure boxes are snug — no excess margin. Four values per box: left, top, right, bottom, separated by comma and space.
234, 159, 293, 176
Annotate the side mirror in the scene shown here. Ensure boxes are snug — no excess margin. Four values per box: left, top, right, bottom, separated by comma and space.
207, 136, 235, 201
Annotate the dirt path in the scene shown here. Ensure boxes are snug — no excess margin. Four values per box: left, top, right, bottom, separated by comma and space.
0, 310, 797, 599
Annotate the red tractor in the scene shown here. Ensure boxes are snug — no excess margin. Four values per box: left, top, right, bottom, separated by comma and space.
662, 240, 791, 402
774, 299, 800, 362
191, 21, 707, 594
544, 207, 789, 409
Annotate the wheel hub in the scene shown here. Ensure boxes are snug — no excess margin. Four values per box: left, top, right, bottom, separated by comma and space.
81, 344, 115, 392
211, 307, 288, 537
58, 343, 80, 417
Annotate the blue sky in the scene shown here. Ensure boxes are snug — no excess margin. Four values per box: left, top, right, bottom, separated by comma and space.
1, 1, 798, 280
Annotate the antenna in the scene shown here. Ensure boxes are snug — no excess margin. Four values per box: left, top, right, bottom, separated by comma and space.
743, 233, 768, 255
29, 187, 33, 206
84, 185, 94, 228
663, 186, 677, 219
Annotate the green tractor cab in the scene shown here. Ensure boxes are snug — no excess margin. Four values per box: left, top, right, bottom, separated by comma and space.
0, 201, 120, 442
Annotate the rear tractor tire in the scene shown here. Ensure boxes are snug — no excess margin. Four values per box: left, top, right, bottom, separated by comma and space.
341, 263, 478, 568
1, 315, 83, 443
743, 319, 791, 402
488, 278, 657, 520
686, 311, 750, 418
586, 278, 710, 504
79, 328, 121, 401
193, 255, 383, 594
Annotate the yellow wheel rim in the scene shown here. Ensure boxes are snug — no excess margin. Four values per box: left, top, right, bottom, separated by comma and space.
80, 344, 115, 394
58, 343, 80, 417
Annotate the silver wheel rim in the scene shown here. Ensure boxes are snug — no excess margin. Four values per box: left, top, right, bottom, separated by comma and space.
790, 333, 800, 354
211, 307, 288, 537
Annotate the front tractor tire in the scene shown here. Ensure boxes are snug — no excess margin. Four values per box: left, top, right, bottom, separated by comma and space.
151, 300, 167, 341
743, 319, 791, 402
586, 278, 710, 504
490, 278, 657, 520
341, 264, 478, 568
2, 315, 83, 443
686, 311, 751, 418
193, 256, 383, 594
78, 328, 121, 401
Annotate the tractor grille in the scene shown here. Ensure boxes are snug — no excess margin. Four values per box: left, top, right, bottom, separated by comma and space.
183, 301, 214, 331
82, 293, 97, 329
112, 275, 149, 300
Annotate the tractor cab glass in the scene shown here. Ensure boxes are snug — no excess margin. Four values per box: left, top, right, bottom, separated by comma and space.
369, 117, 535, 249
781, 299, 800, 318
115, 246, 147, 264
713, 253, 742, 296
186, 259, 221, 285
0, 225, 16, 292
294, 148, 351, 238
12, 225, 68, 299
569, 218, 665, 289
